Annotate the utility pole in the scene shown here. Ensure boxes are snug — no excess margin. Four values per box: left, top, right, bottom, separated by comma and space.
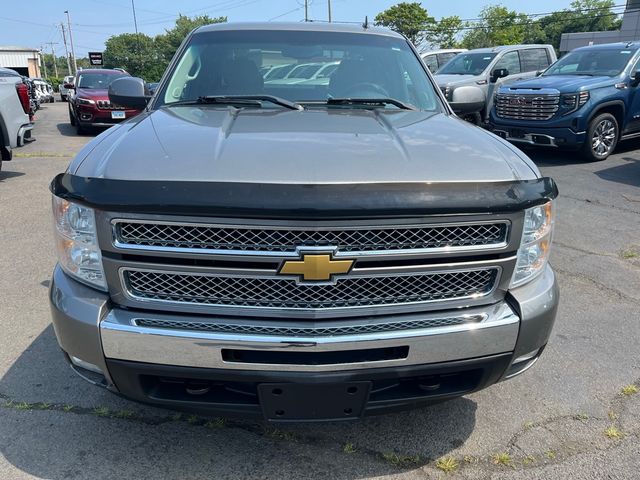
40, 48, 47, 78
328, 0, 332, 22
304, 0, 308, 22
64, 10, 78, 74
45, 42, 59, 77
60, 23, 72, 75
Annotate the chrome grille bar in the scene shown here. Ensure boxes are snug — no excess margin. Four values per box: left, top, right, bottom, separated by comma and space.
496, 94, 560, 121
133, 314, 485, 336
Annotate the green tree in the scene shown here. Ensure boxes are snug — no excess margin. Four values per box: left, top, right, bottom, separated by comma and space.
103, 33, 163, 81
426, 16, 463, 48
533, 0, 621, 50
157, 14, 227, 66
374, 2, 435, 46
461, 6, 528, 49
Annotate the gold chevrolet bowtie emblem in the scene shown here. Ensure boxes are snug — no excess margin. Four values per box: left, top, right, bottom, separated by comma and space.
279, 254, 354, 282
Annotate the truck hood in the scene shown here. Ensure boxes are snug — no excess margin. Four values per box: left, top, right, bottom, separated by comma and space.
74, 88, 109, 100
72, 106, 538, 183
434, 74, 479, 87
500, 74, 616, 93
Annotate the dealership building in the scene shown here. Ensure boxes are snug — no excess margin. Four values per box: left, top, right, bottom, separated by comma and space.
0, 46, 41, 77
560, 0, 640, 52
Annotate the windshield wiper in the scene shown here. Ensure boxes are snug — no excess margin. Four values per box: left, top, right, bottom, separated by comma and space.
324, 98, 417, 110
200, 95, 302, 110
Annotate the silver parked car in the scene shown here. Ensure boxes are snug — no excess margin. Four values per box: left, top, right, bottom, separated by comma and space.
435, 44, 557, 123
49, 22, 559, 422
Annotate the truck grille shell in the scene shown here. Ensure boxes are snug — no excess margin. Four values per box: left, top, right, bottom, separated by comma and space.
495, 94, 559, 121
122, 268, 499, 311
114, 221, 509, 254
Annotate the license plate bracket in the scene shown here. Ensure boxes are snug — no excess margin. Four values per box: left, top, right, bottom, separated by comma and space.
111, 111, 126, 119
509, 128, 526, 139
258, 381, 371, 421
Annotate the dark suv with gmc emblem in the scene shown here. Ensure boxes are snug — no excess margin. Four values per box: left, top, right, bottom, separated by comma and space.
49, 23, 559, 422
67, 69, 143, 134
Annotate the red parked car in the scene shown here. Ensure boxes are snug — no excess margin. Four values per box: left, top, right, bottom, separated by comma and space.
67, 69, 144, 134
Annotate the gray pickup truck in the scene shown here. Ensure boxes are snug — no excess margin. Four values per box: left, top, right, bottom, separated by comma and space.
49, 23, 559, 422
435, 45, 557, 123
0, 67, 34, 168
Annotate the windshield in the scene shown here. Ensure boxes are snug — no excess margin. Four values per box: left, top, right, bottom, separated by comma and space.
544, 49, 636, 77
437, 52, 497, 75
157, 30, 441, 111
76, 73, 127, 89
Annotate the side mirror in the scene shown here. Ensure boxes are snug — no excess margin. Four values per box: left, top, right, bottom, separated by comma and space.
632, 70, 640, 84
491, 68, 509, 83
63, 83, 74, 89
108, 77, 150, 109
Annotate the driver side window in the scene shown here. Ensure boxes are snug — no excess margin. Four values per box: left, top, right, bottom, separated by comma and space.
494, 51, 521, 76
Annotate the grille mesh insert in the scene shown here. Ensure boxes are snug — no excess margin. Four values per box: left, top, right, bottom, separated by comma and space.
496, 94, 560, 121
124, 268, 498, 310
115, 222, 508, 253
134, 315, 484, 336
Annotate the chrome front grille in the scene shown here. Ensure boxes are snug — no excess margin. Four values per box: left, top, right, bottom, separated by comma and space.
122, 268, 499, 311
134, 314, 485, 337
114, 221, 509, 254
496, 94, 559, 121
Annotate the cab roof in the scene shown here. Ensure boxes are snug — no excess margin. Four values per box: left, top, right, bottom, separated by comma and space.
195, 21, 403, 38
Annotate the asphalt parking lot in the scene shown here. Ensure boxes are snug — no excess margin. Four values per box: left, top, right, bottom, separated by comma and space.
1, 102, 639, 479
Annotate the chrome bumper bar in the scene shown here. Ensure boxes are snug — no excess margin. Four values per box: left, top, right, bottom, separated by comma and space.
100, 302, 520, 372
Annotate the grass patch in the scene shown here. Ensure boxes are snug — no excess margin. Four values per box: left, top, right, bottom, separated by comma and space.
621, 250, 639, 259
523, 421, 535, 430
608, 411, 619, 421
621, 384, 638, 396
264, 427, 297, 441
93, 406, 110, 417
169, 412, 182, 421
492, 452, 512, 467
15, 402, 32, 410
343, 442, 356, 454
382, 452, 421, 468
36, 402, 51, 410
204, 417, 226, 429
186, 414, 200, 424
545, 450, 556, 459
523, 455, 536, 465
62, 404, 74, 412
605, 426, 624, 440
435, 456, 458, 473
573, 413, 589, 421
113, 410, 134, 419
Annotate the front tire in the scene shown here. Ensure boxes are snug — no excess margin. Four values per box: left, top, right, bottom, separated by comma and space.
69, 106, 76, 126
582, 113, 618, 161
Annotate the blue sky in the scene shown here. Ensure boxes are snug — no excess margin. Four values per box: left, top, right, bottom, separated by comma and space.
1, 0, 576, 56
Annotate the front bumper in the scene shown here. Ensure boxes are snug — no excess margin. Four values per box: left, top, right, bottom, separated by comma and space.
490, 118, 586, 148
50, 264, 559, 419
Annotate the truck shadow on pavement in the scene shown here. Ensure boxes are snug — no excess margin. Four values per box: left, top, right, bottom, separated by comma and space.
596, 157, 640, 188
0, 170, 25, 182
55, 123, 99, 138
0, 326, 478, 479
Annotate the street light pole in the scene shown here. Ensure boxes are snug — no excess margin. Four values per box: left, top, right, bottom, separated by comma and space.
64, 10, 78, 74
328, 0, 332, 22
304, 0, 308, 22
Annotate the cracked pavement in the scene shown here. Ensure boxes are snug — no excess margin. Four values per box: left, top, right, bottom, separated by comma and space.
1, 103, 639, 479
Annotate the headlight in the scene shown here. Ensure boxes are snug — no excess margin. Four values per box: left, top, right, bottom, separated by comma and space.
560, 91, 589, 115
511, 201, 555, 288
77, 97, 95, 105
52, 196, 106, 291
